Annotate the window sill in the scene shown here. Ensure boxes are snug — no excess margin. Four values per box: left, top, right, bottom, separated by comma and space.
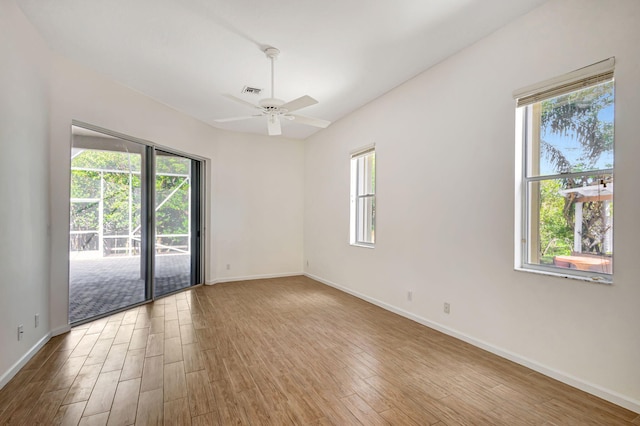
514, 266, 612, 285
350, 243, 375, 249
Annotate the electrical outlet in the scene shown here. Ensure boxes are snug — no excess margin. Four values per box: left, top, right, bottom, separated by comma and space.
226, 264, 230, 270
35, 314, 40, 328
17, 325, 24, 341
444, 302, 450, 314
407, 291, 413, 301
306, 260, 309, 267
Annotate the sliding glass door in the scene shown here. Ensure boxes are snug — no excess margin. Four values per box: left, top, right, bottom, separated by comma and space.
154, 151, 201, 297
69, 125, 203, 324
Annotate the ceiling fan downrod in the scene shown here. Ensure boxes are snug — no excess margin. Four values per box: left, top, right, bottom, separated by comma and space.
264, 47, 280, 100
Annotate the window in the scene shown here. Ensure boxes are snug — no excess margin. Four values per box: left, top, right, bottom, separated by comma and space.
514, 59, 614, 281
350, 147, 376, 247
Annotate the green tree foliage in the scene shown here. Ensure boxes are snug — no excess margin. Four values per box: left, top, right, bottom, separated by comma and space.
538, 180, 573, 261
156, 155, 190, 251
70, 150, 190, 255
156, 175, 189, 234
541, 83, 614, 172
537, 82, 614, 257
72, 149, 142, 171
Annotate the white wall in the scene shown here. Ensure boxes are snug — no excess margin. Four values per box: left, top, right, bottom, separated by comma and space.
1, 0, 304, 386
213, 132, 304, 282
0, 0, 52, 385
304, 0, 640, 411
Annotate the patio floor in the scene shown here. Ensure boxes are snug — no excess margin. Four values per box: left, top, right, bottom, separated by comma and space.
69, 253, 192, 323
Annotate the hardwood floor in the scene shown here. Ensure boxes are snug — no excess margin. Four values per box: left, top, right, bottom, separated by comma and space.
1, 275, 637, 425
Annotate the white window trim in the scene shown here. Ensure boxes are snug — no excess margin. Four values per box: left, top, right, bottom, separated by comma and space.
513, 57, 614, 105
350, 145, 376, 248
513, 60, 614, 284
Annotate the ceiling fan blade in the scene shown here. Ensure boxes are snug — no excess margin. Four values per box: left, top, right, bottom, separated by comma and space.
223, 94, 261, 110
214, 114, 262, 123
280, 95, 318, 113
267, 115, 282, 136
289, 114, 331, 129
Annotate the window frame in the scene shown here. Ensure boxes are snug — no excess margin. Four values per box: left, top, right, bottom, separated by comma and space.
514, 60, 615, 283
350, 146, 376, 248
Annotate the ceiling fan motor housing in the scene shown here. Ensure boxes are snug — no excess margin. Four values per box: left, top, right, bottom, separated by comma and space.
259, 98, 285, 112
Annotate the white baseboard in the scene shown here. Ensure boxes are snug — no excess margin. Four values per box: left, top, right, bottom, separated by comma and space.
206, 272, 302, 285
305, 272, 640, 414
1, 323, 72, 390
0, 332, 51, 389
51, 324, 72, 336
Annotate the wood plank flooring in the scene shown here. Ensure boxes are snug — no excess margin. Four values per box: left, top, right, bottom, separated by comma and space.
0, 275, 637, 425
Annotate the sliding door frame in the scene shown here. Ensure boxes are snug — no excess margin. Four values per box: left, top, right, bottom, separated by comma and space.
144, 144, 155, 301
190, 159, 203, 286
70, 120, 206, 324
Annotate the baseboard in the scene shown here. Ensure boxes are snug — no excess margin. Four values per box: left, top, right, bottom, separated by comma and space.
0, 332, 51, 389
206, 272, 302, 285
51, 324, 72, 336
305, 272, 640, 414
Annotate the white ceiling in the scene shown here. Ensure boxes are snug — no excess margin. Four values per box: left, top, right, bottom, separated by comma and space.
16, 0, 547, 140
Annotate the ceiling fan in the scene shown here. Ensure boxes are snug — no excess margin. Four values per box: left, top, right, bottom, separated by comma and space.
215, 47, 331, 136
